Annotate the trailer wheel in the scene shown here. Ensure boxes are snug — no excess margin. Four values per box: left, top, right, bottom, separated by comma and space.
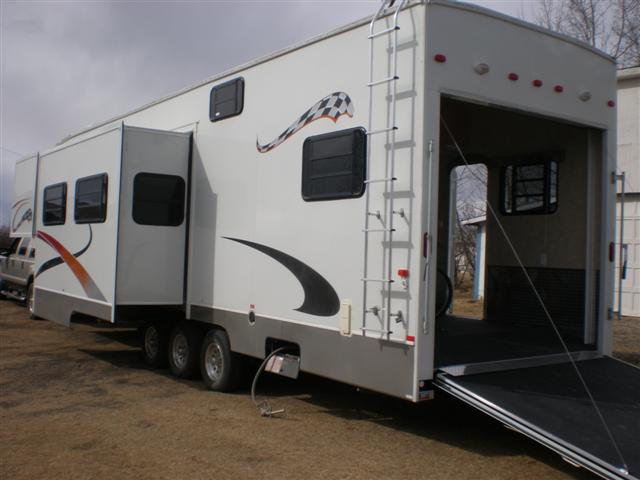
200, 329, 242, 392
142, 323, 169, 368
168, 322, 201, 379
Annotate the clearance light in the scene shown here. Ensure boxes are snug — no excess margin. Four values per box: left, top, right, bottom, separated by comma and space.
434, 54, 446, 63
398, 268, 409, 278
508, 72, 519, 81
579, 91, 592, 102
607, 100, 616, 107
406, 335, 416, 343
554, 85, 564, 93
533, 79, 543, 87
474, 63, 490, 75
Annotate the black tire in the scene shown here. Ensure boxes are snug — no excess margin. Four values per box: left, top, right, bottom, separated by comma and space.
141, 322, 169, 368
168, 322, 202, 379
200, 329, 243, 392
435, 268, 453, 318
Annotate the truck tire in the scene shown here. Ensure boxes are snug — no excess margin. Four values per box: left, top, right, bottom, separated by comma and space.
200, 329, 242, 392
142, 322, 169, 368
26, 282, 36, 319
168, 322, 201, 379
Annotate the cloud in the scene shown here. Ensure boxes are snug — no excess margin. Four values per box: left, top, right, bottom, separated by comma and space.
0, 1, 527, 227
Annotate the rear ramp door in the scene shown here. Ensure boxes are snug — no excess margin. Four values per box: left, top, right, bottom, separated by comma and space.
435, 357, 640, 480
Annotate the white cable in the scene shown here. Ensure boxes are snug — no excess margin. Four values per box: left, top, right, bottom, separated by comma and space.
441, 116, 629, 475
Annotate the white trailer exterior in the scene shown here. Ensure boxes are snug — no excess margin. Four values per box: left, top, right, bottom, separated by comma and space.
12, 2, 639, 479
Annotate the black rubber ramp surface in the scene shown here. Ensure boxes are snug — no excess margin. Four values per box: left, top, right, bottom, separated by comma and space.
442, 357, 640, 479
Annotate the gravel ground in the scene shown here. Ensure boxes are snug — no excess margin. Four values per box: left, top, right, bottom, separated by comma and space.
1, 299, 637, 480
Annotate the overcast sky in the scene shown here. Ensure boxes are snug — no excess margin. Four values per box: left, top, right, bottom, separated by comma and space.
0, 0, 533, 227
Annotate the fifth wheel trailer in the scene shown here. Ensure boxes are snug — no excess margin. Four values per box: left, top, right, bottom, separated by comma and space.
11, 1, 639, 478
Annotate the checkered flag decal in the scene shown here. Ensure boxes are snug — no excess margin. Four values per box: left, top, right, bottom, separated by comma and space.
257, 91, 354, 153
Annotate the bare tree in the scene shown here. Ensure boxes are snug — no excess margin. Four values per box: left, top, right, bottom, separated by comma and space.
532, 0, 640, 67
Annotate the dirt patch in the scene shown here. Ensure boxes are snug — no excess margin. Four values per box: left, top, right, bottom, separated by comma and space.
1, 299, 637, 479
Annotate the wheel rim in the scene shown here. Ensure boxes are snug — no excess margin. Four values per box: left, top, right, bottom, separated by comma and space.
204, 341, 224, 381
172, 332, 189, 370
28, 286, 34, 315
144, 326, 159, 359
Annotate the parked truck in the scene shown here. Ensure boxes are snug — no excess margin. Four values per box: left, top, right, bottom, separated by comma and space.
9, 1, 639, 478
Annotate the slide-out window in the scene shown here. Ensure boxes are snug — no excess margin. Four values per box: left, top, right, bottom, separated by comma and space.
209, 77, 244, 122
75, 173, 108, 224
132, 173, 186, 226
42, 182, 67, 226
301, 127, 367, 202
501, 157, 559, 215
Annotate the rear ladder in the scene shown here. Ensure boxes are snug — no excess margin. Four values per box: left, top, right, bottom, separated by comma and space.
361, 0, 408, 340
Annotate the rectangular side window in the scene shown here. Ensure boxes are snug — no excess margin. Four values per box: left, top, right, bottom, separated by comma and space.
75, 173, 108, 224
501, 156, 559, 215
209, 77, 244, 122
132, 173, 186, 226
29, 249, 35, 258
43, 182, 67, 226
302, 127, 367, 202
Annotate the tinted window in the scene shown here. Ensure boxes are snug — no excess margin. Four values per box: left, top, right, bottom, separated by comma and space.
209, 77, 244, 122
132, 173, 186, 226
43, 182, 67, 226
302, 127, 367, 201
29, 249, 35, 258
75, 174, 108, 223
502, 158, 559, 215
18, 238, 30, 256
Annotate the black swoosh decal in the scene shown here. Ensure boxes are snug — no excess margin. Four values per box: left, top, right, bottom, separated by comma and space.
223, 237, 340, 317
36, 224, 92, 277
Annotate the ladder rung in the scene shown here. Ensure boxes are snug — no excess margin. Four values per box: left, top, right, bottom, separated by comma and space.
368, 26, 399, 39
364, 177, 397, 184
361, 327, 392, 335
363, 228, 395, 233
367, 126, 397, 136
368, 75, 399, 87
361, 278, 394, 283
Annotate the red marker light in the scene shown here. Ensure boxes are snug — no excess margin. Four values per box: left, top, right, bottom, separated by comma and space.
607, 100, 615, 107
398, 268, 409, 278
434, 54, 446, 63
533, 79, 543, 87
554, 85, 564, 93
508, 73, 519, 81
406, 335, 415, 343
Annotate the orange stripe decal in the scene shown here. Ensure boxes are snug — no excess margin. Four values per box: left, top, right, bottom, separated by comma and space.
37, 231, 106, 302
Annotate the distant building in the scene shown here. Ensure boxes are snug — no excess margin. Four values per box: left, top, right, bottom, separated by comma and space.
616, 67, 640, 317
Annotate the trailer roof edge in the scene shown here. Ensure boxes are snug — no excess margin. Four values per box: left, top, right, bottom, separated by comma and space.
58, 0, 614, 146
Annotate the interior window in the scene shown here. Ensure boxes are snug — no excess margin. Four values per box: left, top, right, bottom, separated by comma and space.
301, 127, 367, 201
209, 77, 244, 122
502, 159, 559, 215
132, 173, 186, 226
43, 182, 67, 226
75, 173, 108, 224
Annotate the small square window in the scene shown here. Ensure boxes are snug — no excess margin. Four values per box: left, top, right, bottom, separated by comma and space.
43, 182, 67, 226
302, 127, 367, 202
132, 173, 186, 226
209, 77, 244, 122
501, 156, 559, 215
75, 173, 108, 224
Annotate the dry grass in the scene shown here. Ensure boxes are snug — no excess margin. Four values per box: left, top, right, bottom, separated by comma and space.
0, 300, 603, 480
